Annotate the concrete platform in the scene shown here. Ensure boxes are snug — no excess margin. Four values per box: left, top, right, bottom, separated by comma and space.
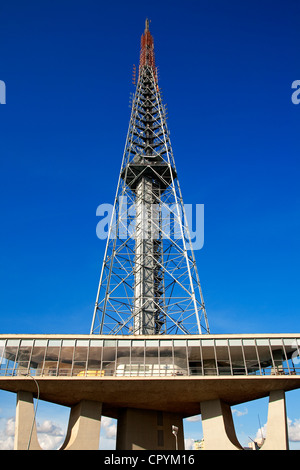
1, 374, 299, 418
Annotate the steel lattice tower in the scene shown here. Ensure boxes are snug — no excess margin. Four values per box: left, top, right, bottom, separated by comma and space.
90, 20, 210, 335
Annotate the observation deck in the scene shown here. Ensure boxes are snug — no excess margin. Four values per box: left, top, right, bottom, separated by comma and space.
0, 333, 299, 418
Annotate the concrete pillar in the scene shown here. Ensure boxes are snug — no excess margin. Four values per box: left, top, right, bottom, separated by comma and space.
116, 408, 184, 450
261, 390, 289, 450
14, 391, 42, 450
201, 399, 243, 450
60, 400, 102, 450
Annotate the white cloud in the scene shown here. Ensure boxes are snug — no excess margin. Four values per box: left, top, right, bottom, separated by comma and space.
185, 414, 201, 422
0, 416, 65, 450
254, 418, 300, 443
36, 420, 65, 450
232, 408, 248, 417
255, 423, 267, 441
0, 435, 14, 450
288, 418, 300, 442
100, 416, 117, 449
101, 416, 117, 438
38, 433, 65, 450
0, 417, 15, 450
184, 438, 195, 450
0, 414, 118, 450
5, 417, 15, 437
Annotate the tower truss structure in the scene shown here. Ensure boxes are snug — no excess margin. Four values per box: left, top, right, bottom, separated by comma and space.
90, 20, 210, 335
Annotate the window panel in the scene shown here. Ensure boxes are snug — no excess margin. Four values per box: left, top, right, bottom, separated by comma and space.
215, 341, 231, 375
201, 341, 217, 375
228, 341, 246, 375
59, 344, 74, 376
188, 344, 202, 375
243, 340, 260, 375
30, 344, 46, 374
45, 345, 60, 376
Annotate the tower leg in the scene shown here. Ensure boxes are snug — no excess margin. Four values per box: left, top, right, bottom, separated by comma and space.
261, 390, 289, 450
14, 391, 42, 450
116, 408, 184, 450
201, 399, 243, 450
60, 400, 102, 450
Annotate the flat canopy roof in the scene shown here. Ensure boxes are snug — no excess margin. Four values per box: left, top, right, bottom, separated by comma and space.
1, 333, 299, 339
0, 333, 299, 418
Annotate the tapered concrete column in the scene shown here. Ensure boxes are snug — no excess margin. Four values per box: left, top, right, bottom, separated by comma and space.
14, 391, 42, 450
116, 408, 184, 450
261, 390, 289, 450
60, 400, 102, 450
201, 399, 243, 450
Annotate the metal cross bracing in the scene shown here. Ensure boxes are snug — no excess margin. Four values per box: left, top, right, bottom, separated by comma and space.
90, 20, 210, 336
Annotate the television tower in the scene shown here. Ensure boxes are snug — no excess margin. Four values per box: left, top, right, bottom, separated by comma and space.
90, 19, 210, 335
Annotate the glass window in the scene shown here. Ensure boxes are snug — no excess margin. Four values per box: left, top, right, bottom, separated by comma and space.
30, 343, 46, 374
243, 339, 260, 375
270, 340, 287, 375
270, 339, 283, 346
159, 343, 173, 375
4, 342, 19, 375
90, 339, 103, 347
62, 339, 75, 347
132, 340, 144, 347
102, 344, 117, 376
187, 343, 202, 375
76, 340, 89, 347
34, 340, 47, 347
228, 340, 246, 375
20, 339, 34, 346
242, 339, 255, 346
256, 339, 269, 346
116, 345, 130, 374
118, 340, 131, 347
130, 346, 144, 364
6, 339, 20, 347
45, 344, 60, 376
146, 340, 159, 347
282, 338, 293, 346
228, 339, 242, 346
201, 340, 217, 375
59, 343, 74, 376
73, 342, 88, 376
201, 339, 214, 347
104, 340, 117, 347
173, 345, 187, 375
215, 340, 231, 375
48, 340, 61, 347
286, 339, 300, 374
256, 340, 273, 375
16, 341, 33, 374
87, 343, 103, 375
0, 340, 6, 367
145, 345, 158, 375
160, 340, 172, 347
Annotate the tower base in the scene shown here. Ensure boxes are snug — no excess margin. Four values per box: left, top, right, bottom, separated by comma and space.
116, 408, 184, 450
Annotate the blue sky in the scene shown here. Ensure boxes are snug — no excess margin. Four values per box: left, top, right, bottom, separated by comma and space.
0, 0, 299, 449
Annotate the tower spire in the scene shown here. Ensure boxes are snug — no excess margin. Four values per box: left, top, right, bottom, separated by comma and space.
139, 18, 156, 77
90, 22, 210, 335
